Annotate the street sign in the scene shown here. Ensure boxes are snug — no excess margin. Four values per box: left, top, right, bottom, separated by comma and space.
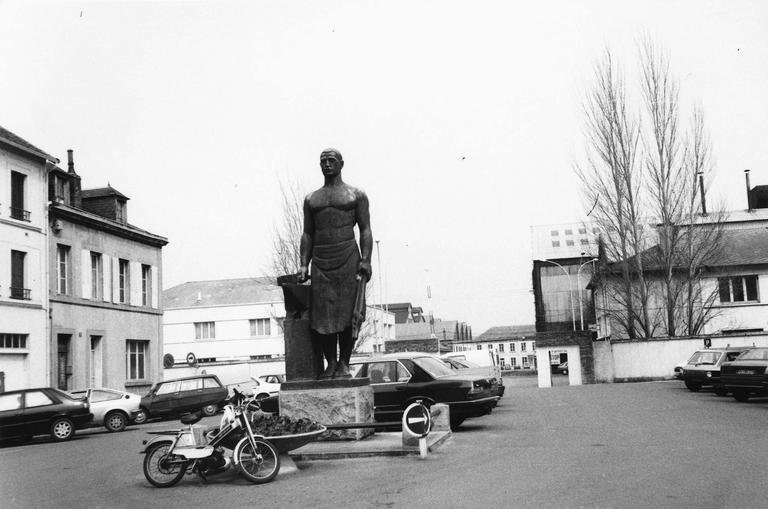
402, 402, 431, 438
186, 352, 197, 367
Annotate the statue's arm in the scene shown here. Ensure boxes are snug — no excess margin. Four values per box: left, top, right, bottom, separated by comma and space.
299, 195, 313, 281
356, 190, 373, 281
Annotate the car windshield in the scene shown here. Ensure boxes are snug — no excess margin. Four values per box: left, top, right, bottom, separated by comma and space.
413, 356, 456, 378
736, 348, 768, 361
687, 351, 722, 365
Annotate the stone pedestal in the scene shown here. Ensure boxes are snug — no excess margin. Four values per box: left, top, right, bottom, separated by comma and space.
279, 378, 374, 441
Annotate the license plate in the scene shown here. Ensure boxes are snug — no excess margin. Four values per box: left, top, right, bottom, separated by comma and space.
736, 369, 755, 375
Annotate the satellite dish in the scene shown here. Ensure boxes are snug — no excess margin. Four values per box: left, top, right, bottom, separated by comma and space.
162, 353, 175, 369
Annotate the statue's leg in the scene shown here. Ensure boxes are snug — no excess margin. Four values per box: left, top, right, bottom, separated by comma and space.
317, 331, 337, 379
334, 327, 354, 378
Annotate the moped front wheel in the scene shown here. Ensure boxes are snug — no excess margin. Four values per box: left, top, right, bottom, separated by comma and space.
143, 443, 188, 488
233, 437, 280, 484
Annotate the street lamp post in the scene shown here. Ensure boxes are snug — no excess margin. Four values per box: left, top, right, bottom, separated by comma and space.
576, 258, 598, 331
542, 259, 576, 331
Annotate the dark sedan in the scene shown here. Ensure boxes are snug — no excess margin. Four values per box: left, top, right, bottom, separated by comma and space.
0, 387, 93, 442
720, 347, 768, 402
680, 347, 749, 395
350, 352, 498, 429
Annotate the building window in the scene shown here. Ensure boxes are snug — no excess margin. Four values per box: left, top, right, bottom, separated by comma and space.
10, 171, 30, 221
195, 322, 215, 339
580, 238, 590, 245
498, 344, 504, 352
521, 342, 527, 352
0, 333, 27, 349
522, 357, 530, 368
509, 343, 515, 352
91, 252, 103, 300
532, 342, 536, 351
510, 358, 517, 367
718, 275, 759, 303
565, 229, 573, 235
476, 344, 482, 350
10, 250, 29, 300
118, 259, 130, 303
551, 241, 560, 248
141, 265, 151, 306
57, 244, 70, 294
54, 175, 69, 205
126, 340, 148, 380
250, 318, 271, 337
116, 201, 125, 223
550, 230, 559, 237
566, 240, 575, 246
487, 344, 493, 350
579, 227, 587, 234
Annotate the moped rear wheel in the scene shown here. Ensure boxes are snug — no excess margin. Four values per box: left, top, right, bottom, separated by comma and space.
143, 443, 188, 488
234, 437, 280, 484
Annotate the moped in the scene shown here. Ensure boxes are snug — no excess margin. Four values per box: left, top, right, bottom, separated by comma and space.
141, 389, 280, 487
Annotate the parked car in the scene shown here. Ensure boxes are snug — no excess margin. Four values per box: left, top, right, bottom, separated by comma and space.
552, 361, 568, 375
680, 347, 749, 394
441, 357, 505, 402
720, 347, 768, 402
354, 352, 498, 429
69, 388, 141, 432
0, 387, 93, 442
229, 375, 283, 400
135, 374, 228, 424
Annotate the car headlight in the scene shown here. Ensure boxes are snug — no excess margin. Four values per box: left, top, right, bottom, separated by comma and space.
706, 371, 712, 378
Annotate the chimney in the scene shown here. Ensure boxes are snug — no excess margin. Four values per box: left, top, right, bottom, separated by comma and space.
698, 171, 707, 216
67, 149, 83, 208
745, 169, 752, 211
67, 149, 75, 173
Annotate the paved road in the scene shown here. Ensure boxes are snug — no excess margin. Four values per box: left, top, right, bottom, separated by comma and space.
1, 379, 766, 509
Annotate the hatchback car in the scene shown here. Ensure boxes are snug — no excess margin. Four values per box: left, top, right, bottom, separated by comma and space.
680, 347, 749, 394
69, 388, 141, 432
135, 374, 228, 424
0, 387, 93, 442
720, 347, 768, 402
351, 352, 498, 429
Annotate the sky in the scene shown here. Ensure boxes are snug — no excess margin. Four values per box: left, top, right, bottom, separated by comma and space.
1, 0, 767, 334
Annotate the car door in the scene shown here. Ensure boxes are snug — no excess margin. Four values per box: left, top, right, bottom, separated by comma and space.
22, 390, 60, 436
0, 392, 25, 439
201, 377, 226, 407
177, 378, 202, 412
150, 381, 180, 416
366, 361, 410, 421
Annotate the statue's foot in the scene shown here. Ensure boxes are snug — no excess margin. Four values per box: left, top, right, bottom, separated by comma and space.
319, 362, 337, 379
333, 362, 352, 379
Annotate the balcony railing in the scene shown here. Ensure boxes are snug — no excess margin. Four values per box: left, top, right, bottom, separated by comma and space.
10, 207, 31, 222
9, 287, 31, 300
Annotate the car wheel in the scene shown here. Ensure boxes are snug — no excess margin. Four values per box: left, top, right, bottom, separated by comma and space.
50, 417, 75, 441
684, 381, 701, 392
201, 404, 218, 417
733, 390, 750, 402
134, 408, 149, 425
105, 411, 127, 432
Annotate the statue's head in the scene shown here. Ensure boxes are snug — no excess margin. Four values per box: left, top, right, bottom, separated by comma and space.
320, 148, 344, 177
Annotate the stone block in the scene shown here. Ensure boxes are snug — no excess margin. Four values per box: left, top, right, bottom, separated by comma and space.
279, 378, 374, 441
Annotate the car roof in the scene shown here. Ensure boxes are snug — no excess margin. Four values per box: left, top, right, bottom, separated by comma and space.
0, 387, 56, 395
351, 352, 440, 362
157, 374, 220, 383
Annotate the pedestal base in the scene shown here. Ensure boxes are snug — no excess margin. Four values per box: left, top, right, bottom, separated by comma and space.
279, 378, 374, 441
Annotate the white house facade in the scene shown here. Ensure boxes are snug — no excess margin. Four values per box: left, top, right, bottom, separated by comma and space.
0, 128, 57, 391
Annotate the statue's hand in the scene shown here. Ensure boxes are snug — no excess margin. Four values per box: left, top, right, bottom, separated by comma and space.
358, 261, 372, 282
298, 266, 309, 283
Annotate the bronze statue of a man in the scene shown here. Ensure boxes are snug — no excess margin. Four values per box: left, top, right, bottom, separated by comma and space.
298, 148, 372, 378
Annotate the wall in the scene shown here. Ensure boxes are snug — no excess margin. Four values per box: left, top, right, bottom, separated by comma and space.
603, 332, 768, 382
164, 301, 286, 361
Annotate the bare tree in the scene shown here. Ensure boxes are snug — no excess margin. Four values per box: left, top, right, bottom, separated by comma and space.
576, 48, 652, 338
266, 177, 305, 281
580, 42, 726, 339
